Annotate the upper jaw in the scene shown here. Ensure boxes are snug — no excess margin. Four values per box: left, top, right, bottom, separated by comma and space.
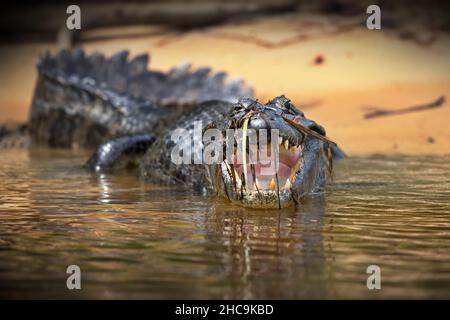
205, 96, 337, 208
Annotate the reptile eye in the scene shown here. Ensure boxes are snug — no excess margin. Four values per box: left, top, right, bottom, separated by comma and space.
283, 101, 294, 111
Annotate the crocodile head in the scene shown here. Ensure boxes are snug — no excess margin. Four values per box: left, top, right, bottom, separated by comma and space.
204, 95, 341, 209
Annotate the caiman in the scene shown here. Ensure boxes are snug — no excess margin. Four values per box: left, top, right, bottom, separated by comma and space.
0, 49, 345, 209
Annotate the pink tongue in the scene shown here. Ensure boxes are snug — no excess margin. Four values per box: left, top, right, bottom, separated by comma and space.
230, 145, 301, 190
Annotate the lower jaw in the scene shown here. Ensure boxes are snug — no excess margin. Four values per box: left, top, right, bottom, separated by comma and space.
225, 189, 294, 209
218, 162, 296, 209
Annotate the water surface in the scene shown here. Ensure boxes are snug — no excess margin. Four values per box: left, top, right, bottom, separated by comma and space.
0, 149, 449, 299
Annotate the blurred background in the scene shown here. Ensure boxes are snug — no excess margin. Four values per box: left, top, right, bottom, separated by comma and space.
1, 0, 449, 154
1, 1, 450, 300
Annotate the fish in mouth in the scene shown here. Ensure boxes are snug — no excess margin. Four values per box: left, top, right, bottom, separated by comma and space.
205, 95, 344, 209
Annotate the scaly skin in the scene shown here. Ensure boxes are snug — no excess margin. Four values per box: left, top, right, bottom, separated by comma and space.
29, 49, 252, 148
138, 95, 344, 208
1, 49, 344, 209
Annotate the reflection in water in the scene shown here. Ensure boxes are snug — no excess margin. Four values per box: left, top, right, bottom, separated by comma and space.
204, 197, 327, 299
98, 174, 112, 204
0, 149, 449, 299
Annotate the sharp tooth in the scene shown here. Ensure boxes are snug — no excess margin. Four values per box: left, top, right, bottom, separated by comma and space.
285, 178, 291, 189
290, 175, 296, 183
269, 178, 276, 191
254, 177, 260, 189
291, 145, 297, 154
284, 139, 289, 150
234, 170, 242, 187
278, 136, 283, 145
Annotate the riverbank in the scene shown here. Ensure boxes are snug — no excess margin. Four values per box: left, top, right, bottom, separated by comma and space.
1, 13, 449, 155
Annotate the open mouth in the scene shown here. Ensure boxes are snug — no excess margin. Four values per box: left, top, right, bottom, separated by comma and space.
207, 96, 338, 208
229, 136, 303, 192
217, 129, 305, 208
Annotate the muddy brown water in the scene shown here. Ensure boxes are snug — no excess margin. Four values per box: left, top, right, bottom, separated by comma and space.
0, 149, 449, 299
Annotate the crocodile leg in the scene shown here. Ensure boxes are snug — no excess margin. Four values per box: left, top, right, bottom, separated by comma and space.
86, 134, 155, 173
